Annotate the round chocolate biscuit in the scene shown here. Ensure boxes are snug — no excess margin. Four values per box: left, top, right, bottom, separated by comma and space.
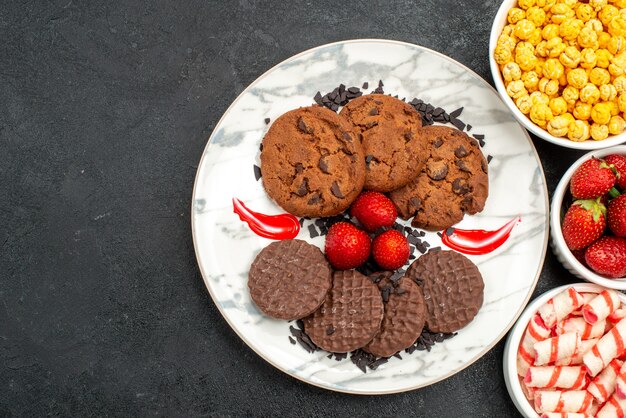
405, 250, 484, 333
389, 125, 489, 231
339, 94, 426, 192
260, 106, 365, 218
364, 272, 426, 358
303, 270, 384, 353
248, 239, 332, 320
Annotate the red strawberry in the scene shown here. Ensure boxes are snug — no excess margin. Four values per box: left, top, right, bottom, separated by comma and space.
605, 154, 626, 190
571, 249, 587, 267
371, 230, 410, 270
585, 236, 626, 278
324, 222, 371, 270
570, 158, 616, 199
350, 191, 398, 232
609, 194, 626, 237
561, 199, 606, 250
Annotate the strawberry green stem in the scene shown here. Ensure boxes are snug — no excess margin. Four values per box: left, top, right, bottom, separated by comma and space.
609, 187, 621, 199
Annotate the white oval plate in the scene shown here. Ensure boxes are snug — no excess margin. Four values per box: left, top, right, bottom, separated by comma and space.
191, 39, 549, 395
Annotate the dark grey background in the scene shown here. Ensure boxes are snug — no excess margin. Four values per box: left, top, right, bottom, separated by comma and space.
1, 1, 586, 416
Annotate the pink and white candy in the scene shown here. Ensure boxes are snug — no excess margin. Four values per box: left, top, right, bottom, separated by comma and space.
525, 366, 588, 389
518, 314, 551, 376
588, 359, 623, 403
539, 288, 585, 328
582, 290, 621, 325
534, 390, 594, 413
596, 393, 626, 418
557, 317, 606, 340
556, 339, 599, 366
583, 317, 626, 377
534, 333, 580, 366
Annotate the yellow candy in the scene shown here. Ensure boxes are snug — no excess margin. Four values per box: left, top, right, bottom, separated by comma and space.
507, 80, 528, 99
498, 34, 518, 51
591, 102, 613, 123
546, 37, 566, 57
530, 28, 544, 45
574, 101, 593, 119
614, 75, 626, 93
580, 83, 601, 103
596, 48, 614, 67
530, 103, 554, 127
576, 3, 597, 22
539, 0, 557, 11
590, 67, 611, 85
535, 58, 546, 74
599, 31, 612, 48
560, 18, 584, 40
503, 24, 516, 37
590, 0, 608, 11
523, 70, 541, 91
609, 16, 626, 38
591, 123, 610, 139
586, 18, 604, 33
536, 40, 549, 57
530, 92, 551, 111
578, 26, 599, 48
543, 23, 560, 39
610, 100, 621, 115
567, 67, 589, 88
509, 8, 526, 24
600, 83, 618, 101
563, 85, 580, 103
615, 0, 626, 9
560, 45, 581, 67
516, 95, 534, 114
609, 115, 626, 134
516, 41, 535, 55
495, 44, 513, 65
527, 6, 547, 26
568, 119, 591, 141
618, 92, 626, 111
516, 19, 537, 40
543, 58, 565, 79
609, 52, 626, 76
608, 35, 626, 55
518, 52, 539, 71
540, 77, 560, 95
599, 5, 619, 26
550, 96, 568, 115
519, 0, 536, 9
547, 114, 572, 136
580, 48, 598, 68
551, 3, 575, 24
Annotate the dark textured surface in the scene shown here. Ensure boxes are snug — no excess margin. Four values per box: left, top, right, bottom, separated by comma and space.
0, 0, 584, 416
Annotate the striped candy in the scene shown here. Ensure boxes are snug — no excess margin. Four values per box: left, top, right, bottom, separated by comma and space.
582, 290, 621, 325
534, 333, 580, 366
588, 359, 623, 403
525, 366, 588, 390
583, 317, 626, 377
557, 317, 606, 340
539, 288, 585, 328
534, 390, 594, 413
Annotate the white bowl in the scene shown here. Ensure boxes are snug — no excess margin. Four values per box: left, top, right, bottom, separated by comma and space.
550, 145, 626, 289
503, 283, 626, 418
489, 0, 626, 150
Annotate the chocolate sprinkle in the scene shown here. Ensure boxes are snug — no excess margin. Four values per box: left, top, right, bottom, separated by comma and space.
451, 117, 466, 131
445, 227, 455, 236
308, 224, 319, 238
264, 118, 270, 124
487, 155, 493, 163
288, 336, 296, 345
314, 91, 323, 105
466, 124, 473, 131
449, 107, 464, 118
362, 82, 369, 89
473, 134, 485, 140
298, 218, 305, 227
253, 164, 262, 181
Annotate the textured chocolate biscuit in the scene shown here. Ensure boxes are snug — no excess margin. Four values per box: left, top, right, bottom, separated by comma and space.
248, 239, 332, 320
304, 270, 384, 353
340, 94, 426, 192
405, 250, 484, 333
260, 106, 365, 217
389, 125, 488, 231
364, 272, 426, 358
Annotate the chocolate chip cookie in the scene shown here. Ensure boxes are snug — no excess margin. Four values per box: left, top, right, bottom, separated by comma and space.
405, 250, 484, 333
248, 239, 332, 320
260, 106, 366, 217
389, 126, 488, 231
339, 94, 426, 192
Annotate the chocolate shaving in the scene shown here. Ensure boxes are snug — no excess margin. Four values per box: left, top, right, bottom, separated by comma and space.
318, 157, 329, 174
264, 118, 270, 125
308, 224, 319, 238
295, 178, 309, 196
455, 159, 471, 173
369, 108, 379, 116
454, 145, 468, 158
433, 138, 443, 148
449, 107, 464, 118
253, 165, 262, 181
451, 117, 465, 131
307, 193, 320, 205
362, 82, 369, 89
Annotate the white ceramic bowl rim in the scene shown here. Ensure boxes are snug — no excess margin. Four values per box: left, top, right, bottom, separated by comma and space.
489, 1, 626, 150
550, 145, 626, 289
504, 283, 626, 418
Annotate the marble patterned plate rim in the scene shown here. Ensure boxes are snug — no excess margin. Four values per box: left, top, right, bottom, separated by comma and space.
191, 38, 550, 395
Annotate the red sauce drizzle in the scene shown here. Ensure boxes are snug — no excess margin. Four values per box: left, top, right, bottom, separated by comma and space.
441, 216, 520, 255
232, 198, 300, 240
